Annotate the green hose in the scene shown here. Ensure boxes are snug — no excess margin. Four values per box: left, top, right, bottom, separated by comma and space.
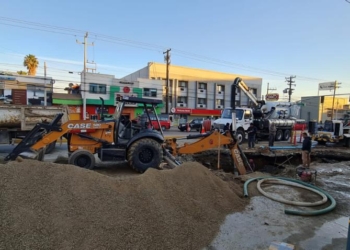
243, 177, 336, 216
257, 178, 328, 207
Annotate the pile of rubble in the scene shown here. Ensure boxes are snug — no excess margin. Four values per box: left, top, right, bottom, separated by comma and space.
0, 160, 246, 250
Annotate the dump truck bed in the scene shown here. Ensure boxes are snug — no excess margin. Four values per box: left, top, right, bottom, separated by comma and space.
0, 105, 68, 131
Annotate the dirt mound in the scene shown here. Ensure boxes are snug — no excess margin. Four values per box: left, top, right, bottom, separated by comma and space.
0, 160, 245, 250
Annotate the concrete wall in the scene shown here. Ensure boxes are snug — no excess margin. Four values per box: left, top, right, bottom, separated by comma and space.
122, 66, 149, 81
136, 78, 163, 101
300, 96, 320, 122
301, 96, 349, 122
80, 73, 113, 101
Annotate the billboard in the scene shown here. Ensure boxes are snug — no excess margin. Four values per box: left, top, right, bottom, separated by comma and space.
319, 82, 335, 91
265, 93, 279, 101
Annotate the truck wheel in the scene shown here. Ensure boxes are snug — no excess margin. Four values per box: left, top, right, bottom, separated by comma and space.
45, 141, 57, 154
236, 130, 245, 144
68, 150, 95, 170
161, 126, 166, 131
275, 130, 283, 141
283, 130, 291, 141
127, 138, 162, 173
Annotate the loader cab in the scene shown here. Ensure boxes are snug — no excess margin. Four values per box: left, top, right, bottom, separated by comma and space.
113, 96, 164, 144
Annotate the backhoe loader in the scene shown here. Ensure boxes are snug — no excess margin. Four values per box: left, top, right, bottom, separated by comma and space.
5, 96, 252, 175
5, 96, 165, 173
163, 127, 251, 175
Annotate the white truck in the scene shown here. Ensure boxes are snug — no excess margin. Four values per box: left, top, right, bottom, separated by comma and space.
0, 105, 68, 153
212, 77, 302, 143
312, 120, 350, 147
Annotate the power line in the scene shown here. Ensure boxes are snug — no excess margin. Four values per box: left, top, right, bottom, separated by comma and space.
0, 16, 341, 83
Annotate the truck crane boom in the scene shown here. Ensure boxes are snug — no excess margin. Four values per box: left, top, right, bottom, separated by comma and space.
233, 77, 265, 109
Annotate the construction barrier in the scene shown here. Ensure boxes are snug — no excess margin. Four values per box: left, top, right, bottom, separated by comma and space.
202, 120, 212, 133
290, 124, 307, 144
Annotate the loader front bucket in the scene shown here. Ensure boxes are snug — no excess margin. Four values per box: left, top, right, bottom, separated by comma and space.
16, 147, 47, 162
4, 113, 63, 161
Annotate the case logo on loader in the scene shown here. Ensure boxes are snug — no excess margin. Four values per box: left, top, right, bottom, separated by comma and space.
68, 123, 92, 129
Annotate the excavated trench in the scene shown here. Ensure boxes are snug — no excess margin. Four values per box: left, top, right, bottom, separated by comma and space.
190, 147, 350, 173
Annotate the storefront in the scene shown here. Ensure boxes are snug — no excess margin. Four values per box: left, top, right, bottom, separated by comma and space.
171, 107, 222, 124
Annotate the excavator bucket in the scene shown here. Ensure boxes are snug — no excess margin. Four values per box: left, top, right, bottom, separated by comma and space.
4, 113, 63, 162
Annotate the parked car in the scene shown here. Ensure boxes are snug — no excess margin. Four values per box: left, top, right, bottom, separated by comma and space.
178, 118, 203, 131
149, 114, 171, 131
131, 114, 171, 131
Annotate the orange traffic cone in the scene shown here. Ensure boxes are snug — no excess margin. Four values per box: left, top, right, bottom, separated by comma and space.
200, 125, 206, 134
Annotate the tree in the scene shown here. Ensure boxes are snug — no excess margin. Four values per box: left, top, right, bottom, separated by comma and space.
23, 54, 39, 76
17, 70, 28, 75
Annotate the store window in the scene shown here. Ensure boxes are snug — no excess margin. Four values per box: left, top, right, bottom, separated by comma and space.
143, 88, 157, 97
89, 83, 106, 94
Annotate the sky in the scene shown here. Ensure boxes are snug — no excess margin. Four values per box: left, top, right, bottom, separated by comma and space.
0, 0, 349, 101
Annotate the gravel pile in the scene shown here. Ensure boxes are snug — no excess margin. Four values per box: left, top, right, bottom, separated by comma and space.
0, 160, 245, 250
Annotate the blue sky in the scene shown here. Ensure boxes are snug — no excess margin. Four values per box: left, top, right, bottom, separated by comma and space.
0, 0, 349, 101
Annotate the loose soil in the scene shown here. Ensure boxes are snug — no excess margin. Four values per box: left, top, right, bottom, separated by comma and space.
0, 160, 246, 250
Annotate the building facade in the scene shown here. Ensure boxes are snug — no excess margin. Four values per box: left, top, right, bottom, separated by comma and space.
79, 73, 164, 120
121, 62, 263, 120
0, 74, 53, 105
300, 96, 350, 123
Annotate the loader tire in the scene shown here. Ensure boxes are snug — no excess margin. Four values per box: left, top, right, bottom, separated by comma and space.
68, 150, 95, 170
127, 138, 162, 173
45, 141, 57, 154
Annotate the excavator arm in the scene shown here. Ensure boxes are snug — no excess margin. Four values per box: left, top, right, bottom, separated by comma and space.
164, 130, 250, 175
5, 113, 112, 161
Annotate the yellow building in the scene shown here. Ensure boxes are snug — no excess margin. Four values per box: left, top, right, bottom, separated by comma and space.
301, 96, 350, 122
122, 62, 262, 119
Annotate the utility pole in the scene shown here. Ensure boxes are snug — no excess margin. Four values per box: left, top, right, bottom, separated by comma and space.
267, 82, 269, 94
44, 61, 47, 106
163, 48, 171, 114
76, 32, 94, 120
285, 76, 296, 102
331, 81, 341, 120
266, 82, 277, 95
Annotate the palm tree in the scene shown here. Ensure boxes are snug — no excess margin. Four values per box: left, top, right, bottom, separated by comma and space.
17, 70, 28, 75
23, 54, 39, 76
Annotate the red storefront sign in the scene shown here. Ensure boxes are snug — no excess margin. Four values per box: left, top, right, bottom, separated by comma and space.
171, 107, 191, 114
171, 107, 221, 116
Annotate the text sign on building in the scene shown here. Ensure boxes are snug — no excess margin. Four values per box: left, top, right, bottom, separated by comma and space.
265, 93, 279, 101
172, 108, 191, 114
319, 82, 335, 91
11, 89, 27, 105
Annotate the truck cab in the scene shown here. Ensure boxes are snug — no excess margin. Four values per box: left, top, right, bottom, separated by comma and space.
312, 119, 350, 147
212, 107, 253, 143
